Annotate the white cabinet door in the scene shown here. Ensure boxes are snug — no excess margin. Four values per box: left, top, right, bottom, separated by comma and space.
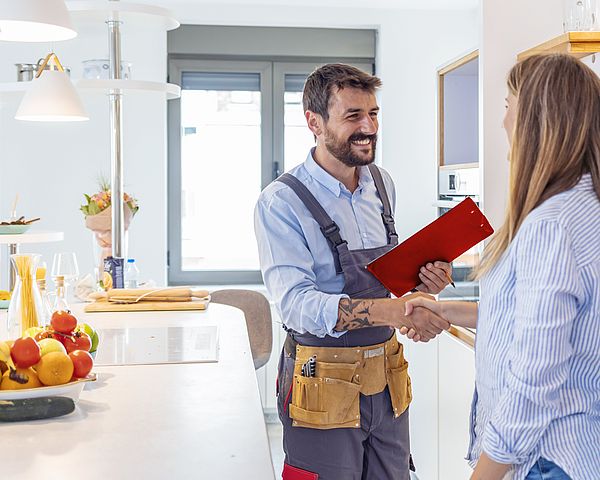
403, 336, 440, 480
438, 332, 476, 480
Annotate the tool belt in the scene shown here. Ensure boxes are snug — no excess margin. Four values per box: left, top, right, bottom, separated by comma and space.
284, 334, 412, 430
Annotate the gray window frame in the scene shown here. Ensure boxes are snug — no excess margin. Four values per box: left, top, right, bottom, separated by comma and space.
168, 58, 373, 286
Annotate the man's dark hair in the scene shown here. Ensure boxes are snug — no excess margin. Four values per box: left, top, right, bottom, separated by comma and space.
302, 63, 382, 121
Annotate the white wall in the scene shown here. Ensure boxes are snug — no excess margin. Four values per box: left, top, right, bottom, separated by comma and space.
479, 0, 564, 228
0, 18, 168, 289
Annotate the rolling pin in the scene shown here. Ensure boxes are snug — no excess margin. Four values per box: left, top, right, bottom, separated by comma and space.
89, 288, 210, 303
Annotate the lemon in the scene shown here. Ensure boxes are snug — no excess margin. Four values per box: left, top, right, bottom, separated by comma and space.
0, 290, 11, 301
101, 271, 113, 291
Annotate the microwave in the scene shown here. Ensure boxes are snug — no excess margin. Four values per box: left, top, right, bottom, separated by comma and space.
439, 167, 479, 197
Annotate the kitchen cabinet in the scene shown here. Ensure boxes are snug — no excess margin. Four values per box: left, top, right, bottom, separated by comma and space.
438, 330, 476, 480
437, 50, 479, 169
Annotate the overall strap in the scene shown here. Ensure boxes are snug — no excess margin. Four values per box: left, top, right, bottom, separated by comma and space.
277, 173, 347, 274
367, 164, 398, 244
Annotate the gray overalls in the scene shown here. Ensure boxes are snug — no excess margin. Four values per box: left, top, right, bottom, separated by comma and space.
276, 164, 411, 480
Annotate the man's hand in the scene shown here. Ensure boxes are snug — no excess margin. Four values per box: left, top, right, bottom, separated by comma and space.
400, 295, 447, 342
414, 261, 452, 294
389, 293, 450, 342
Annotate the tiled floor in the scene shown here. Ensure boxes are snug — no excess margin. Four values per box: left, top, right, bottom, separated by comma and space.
267, 420, 284, 478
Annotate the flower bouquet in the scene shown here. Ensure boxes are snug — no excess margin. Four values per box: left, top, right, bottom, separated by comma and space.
81, 179, 139, 278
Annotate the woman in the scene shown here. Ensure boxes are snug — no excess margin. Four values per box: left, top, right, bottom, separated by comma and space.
405, 53, 600, 480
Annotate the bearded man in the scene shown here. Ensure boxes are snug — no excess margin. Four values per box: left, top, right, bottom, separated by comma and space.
254, 64, 452, 480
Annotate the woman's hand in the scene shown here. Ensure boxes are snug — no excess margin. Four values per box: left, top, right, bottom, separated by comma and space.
414, 261, 452, 294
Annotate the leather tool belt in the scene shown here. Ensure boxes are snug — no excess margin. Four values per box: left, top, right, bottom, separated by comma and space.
285, 334, 412, 430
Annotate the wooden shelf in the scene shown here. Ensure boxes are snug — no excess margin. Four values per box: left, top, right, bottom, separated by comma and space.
518, 31, 600, 61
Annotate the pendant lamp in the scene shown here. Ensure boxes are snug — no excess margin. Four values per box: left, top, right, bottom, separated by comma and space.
15, 53, 88, 122
0, 0, 76, 42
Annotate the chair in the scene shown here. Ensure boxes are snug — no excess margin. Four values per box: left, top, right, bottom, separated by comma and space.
210, 289, 273, 370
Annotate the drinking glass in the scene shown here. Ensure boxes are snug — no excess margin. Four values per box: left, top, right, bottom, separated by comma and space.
51, 252, 80, 289
563, 0, 596, 31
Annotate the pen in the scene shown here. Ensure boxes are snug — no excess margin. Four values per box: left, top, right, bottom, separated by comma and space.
445, 271, 456, 288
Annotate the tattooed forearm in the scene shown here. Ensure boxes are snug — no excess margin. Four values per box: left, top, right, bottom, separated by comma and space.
335, 298, 376, 332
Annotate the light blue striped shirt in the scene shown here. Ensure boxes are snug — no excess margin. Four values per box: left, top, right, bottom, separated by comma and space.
468, 174, 600, 479
254, 149, 395, 337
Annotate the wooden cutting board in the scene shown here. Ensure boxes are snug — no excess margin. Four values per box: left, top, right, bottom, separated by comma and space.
84, 299, 209, 313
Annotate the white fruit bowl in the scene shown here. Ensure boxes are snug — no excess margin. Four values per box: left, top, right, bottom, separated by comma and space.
0, 373, 97, 402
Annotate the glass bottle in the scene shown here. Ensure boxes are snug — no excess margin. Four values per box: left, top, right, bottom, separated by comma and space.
6, 254, 44, 338
52, 275, 70, 313
36, 272, 53, 326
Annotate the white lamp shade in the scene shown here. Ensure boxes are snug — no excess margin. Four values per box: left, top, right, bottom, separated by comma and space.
0, 0, 76, 42
15, 70, 89, 122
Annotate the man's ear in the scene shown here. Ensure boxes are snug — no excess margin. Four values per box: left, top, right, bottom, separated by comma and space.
305, 110, 323, 138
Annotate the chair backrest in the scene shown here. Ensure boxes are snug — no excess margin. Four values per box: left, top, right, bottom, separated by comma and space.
210, 289, 273, 370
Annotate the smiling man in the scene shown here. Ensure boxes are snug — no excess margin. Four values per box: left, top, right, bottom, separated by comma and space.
254, 64, 452, 480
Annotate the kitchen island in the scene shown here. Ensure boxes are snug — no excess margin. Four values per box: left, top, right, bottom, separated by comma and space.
0, 303, 275, 480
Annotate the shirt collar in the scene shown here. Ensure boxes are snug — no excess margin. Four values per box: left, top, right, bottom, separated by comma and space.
304, 148, 374, 197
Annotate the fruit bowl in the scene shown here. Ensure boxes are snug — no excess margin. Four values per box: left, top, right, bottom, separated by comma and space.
0, 373, 97, 402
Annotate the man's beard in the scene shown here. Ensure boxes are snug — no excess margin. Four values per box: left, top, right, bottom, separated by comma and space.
323, 127, 377, 167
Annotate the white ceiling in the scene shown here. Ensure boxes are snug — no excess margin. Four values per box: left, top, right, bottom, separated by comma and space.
124, 0, 478, 10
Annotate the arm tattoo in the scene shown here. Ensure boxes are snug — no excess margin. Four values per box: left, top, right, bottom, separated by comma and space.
335, 298, 376, 332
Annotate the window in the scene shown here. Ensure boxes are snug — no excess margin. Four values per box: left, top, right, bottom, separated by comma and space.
168, 28, 375, 285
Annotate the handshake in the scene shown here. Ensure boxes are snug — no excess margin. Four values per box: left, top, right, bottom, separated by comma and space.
396, 293, 450, 343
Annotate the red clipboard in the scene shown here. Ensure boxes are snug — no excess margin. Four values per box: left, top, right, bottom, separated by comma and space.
366, 197, 494, 297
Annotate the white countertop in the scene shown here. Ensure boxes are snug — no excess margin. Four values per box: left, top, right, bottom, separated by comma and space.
0, 304, 276, 480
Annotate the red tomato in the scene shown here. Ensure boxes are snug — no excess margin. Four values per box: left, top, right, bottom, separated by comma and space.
51, 310, 78, 334
11, 337, 41, 368
69, 350, 93, 378
64, 332, 91, 354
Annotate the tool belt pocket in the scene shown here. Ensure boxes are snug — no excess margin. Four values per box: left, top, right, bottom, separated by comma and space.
385, 344, 413, 418
289, 361, 361, 430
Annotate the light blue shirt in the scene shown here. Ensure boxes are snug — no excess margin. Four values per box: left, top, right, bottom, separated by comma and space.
254, 149, 396, 337
468, 175, 600, 480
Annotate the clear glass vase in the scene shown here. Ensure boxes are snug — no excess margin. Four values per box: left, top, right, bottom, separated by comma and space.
6, 254, 44, 338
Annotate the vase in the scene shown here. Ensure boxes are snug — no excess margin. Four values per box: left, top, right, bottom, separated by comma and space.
85, 206, 133, 276
7, 254, 45, 337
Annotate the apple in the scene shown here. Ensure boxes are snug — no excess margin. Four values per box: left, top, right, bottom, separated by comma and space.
37, 338, 67, 357
90, 330, 99, 353
23, 326, 44, 338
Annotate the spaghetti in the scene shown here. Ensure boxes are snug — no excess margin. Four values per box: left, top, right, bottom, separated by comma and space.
13, 254, 39, 333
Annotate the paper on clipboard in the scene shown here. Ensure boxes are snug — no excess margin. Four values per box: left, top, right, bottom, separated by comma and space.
366, 197, 494, 297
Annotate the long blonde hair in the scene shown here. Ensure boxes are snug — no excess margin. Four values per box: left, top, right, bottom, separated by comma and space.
476, 54, 600, 277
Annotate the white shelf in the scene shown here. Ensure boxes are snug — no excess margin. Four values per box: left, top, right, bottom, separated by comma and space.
0, 231, 64, 245
67, 1, 179, 31
0, 80, 181, 99
0, 82, 27, 94
77, 79, 181, 99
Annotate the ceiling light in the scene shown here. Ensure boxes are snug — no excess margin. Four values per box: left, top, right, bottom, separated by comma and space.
0, 0, 77, 42
15, 53, 88, 122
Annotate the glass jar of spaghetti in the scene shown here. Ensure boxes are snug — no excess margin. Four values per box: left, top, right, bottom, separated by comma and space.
7, 254, 45, 338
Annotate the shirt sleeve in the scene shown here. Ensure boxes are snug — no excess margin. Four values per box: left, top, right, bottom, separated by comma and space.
482, 219, 582, 464
254, 192, 348, 337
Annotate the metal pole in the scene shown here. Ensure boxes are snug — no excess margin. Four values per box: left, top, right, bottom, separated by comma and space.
107, 18, 124, 259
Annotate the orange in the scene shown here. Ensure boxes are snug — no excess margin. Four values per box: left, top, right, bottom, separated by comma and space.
36, 352, 74, 386
0, 367, 41, 390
